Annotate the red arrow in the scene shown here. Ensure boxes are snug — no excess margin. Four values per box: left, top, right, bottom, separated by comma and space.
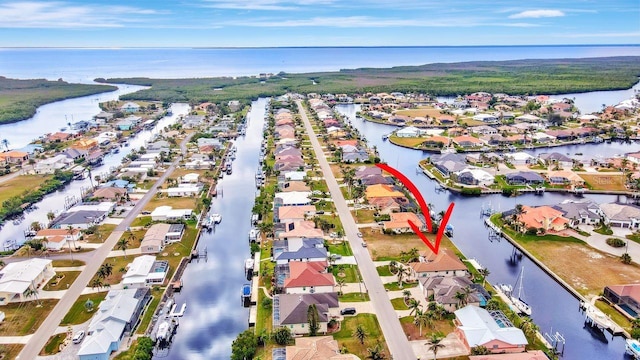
375, 163, 454, 255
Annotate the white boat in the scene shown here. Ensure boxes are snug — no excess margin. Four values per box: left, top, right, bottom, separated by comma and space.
210, 213, 222, 224
245, 258, 254, 274
626, 338, 640, 359
511, 266, 532, 316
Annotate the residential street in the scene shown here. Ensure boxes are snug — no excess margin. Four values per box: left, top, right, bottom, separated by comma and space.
18, 133, 193, 360
297, 100, 416, 360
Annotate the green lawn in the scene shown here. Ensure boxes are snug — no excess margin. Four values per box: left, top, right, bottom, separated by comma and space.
594, 226, 614, 236
0, 299, 58, 335
334, 314, 387, 360
491, 215, 584, 244
339, 292, 370, 302
384, 282, 418, 291
130, 216, 153, 228
41, 333, 66, 355
318, 214, 344, 233
352, 209, 376, 223
51, 259, 85, 267
626, 233, 640, 245
256, 288, 273, 334
390, 297, 409, 310
376, 266, 393, 277
45, 271, 80, 291
332, 264, 361, 283
328, 241, 353, 256
0, 175, 52, 205
594, 298, 633, 333
61, 293, 108, 325
136, 288, 164, 334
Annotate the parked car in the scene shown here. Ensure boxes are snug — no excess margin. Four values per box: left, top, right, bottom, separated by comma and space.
361, 241, 367, 247
72, 330, 85, 344
357, 232, 363, 238
340, 307, 357, 315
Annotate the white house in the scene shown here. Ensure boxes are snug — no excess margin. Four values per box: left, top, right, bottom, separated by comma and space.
396, 126, 422, 138
0, 259, 54, 305
166, 185, 202, 197
516, 114, 543, 123
120, 102, 140, 113
473, 114, 498, 123
275, 191, 311, 207
122, 256, 168, 288
600, 203, 640, 228
34, 228, 80, 251
506, 152, 536, 165
150, 206, 193, 221
34, 154, 71, 174
181, 173, 200, 183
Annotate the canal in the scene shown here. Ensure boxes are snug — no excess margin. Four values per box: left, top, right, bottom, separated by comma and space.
0, 102, 190, 246
165, 98, 267, 360
336, 104, 634, 360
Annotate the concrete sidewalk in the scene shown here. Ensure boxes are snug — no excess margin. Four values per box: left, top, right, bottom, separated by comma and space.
575, 225, 640, 264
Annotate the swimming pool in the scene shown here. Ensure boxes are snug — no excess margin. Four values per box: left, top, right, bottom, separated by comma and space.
620, 303, 638, 318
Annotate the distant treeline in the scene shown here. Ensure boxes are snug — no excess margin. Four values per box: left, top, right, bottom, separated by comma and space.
96, 56, 640, 104
0, 77, 117, 124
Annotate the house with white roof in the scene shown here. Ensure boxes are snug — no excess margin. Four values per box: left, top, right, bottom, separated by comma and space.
396, 126, 422, 138
78, 288, 150, 360
150, 206, 193, 221
0, 259, 53, 305
274, 191, 311, 207
456, 168, 495, 187
34, 154, 72, 174
120, 102, 140, 113
454, 305, 527, 354
282, 171, 307, 181
166, 184, 203, 197
473, 114, 498, 123
122, 255, 169, 288
505, 152, 536, 166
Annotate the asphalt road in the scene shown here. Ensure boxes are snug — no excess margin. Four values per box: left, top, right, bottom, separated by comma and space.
18, 133, 193, 359
296, 101, 416, 360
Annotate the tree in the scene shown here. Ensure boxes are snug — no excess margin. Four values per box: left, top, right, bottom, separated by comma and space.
66, 225, 76, 261
46, 211, 56, 222
117, 237, 130, 257
471, 345, 490, 355
272, 327, 293, 345
485, 298, 501, 311
231, 329, 257, 360
307, 304, 320, 336
98, 263, 113, 279
519, 317, 540, 338
366, 342, 386, 360
478, 267, 490, 286
402, 289, 411, 301
84, 299, 94, 312
256, 328, 269, 346
414, 309, 434, 337
90, 278, 104, 290
336, 278, 346, 295
427, 333, 446, 360
30, 221, 42, 232
354, 324, 367, 344
396, 265, 409, 288
621, 252, 633, 264
454, 288, 470, 309
408, 298, 422, 317
1, 139, 9, 151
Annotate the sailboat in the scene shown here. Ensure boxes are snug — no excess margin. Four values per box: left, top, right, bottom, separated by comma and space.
511, 266, 532, 316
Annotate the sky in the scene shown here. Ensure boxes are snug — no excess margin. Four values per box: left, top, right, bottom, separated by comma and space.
0, 0, 638, 47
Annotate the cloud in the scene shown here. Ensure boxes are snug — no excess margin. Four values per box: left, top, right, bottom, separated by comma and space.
0, 1, 160, 28
558, 31, 640, 38
509, 9, 565, 19
201, 0, 335, 11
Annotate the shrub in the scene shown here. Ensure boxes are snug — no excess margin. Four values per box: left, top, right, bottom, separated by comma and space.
606, 238, 625, 248
460, 187, 481, 196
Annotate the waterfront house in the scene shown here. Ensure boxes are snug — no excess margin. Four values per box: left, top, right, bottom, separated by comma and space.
505, 171, 544, 185
93, 111, 114, 124
45, 132, 72, 143
517, 205, 569, 232
276, 205, 316, 224
35, 228, 80, 251
0, 259, 54, 305
278, 221, 324, 242
539, 152, 574, 168
552, 199, 602, 226
382, 212, 426, 234
470, 125, 498, 135
423, 135, 451, 148
275, 191, 311, 207
284, 336, 360, 360
453, 135, 483, 148
603, 284, 640, 319
454, 305, 527, 354
196, 138, 223, 151
0, 150, 29, 165
546, 170, 584, 186
183, 115, 206, 129
274, 238, 327, 265
150, 206, 192, 222
365, 184, 405, 200
396, 126, 421, 137
273, 292, 338, 335
166, 184, 203, 197
455, 168, 495, 187
282, 171, 307, 182
140, 223, 185, 254
472, 114, 499, 123
120, 102, 140, 113
122, 255, 168, 288
531, 132, 556, 143
34, 154, 71, 174
62, 148, 88, 162
430, 153, 468, 177
180, 173, 200, 184
505, 152, 535, 166
275, 146, 302, 160
78, 288, 150, 360
280, 181, 311, 193
420, 276, 481, 313
342, 146, 369, 163
626, 152, 640, 165
146, 140, 170, 153
275, 155, 305, 172
283, 261, 335, 294
600, 203, 640, 228
409, 249, 468, 280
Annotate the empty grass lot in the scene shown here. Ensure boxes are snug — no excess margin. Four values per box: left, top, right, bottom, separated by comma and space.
0, 299, 58, 335
389, 135, 428, 148
334, 314, 387, 360
0, 175, 51, 204
579, 173, 627, 191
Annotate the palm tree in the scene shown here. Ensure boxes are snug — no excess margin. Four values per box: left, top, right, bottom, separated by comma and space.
621, 252, 633, 264
98, 263, 113, 279
478, 268, 490, 287
1, 138, 9, 151
353, 324, 367, 344
66, 226, 76, 261
402, 289, 411, 301
414, 309, 433, 337
519, 317, 540, 338
117, 237, 130, 257
46, 211, 56, 222
366, 342, 386, 360
388, 260, 398, 275
408, 298, 422, 317
336, 278, 345, 295
427, 333, 446, 360
30, 222, 42, 232
396, 265, 409, 288
454, 290, 468, 309
90, 278, 104, 290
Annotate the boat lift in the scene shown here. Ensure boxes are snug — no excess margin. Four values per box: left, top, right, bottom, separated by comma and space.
544, 328, 566, 356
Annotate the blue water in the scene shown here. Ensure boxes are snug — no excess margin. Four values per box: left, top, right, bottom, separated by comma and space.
1, 46, 640, 82
620, 304, 638, 318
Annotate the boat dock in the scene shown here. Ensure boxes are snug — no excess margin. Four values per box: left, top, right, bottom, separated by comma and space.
580, 301, 624, 335
247, 243, 262, 327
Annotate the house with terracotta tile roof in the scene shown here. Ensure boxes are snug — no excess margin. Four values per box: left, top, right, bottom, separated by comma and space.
284, 261, 334, 294
453, 135, 484, 148
279, 221, 324, 241
284, 336, 360, 360
280, 181, 311, 193
92, 187, 127, 201
603, 284, 640, 319
518, 205, 569, 232
276, 205, 317, 224
409, 249, 468, 279
369, 197, 402, 215
546, 170, 584, 186
0, 150, 29, 165
34, 228, 80, 251
423, 135, 451, 148
382, 212, 426, 234
45, 132, 72, 143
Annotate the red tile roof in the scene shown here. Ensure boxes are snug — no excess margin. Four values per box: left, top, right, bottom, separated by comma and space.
284, 261, 334, 288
